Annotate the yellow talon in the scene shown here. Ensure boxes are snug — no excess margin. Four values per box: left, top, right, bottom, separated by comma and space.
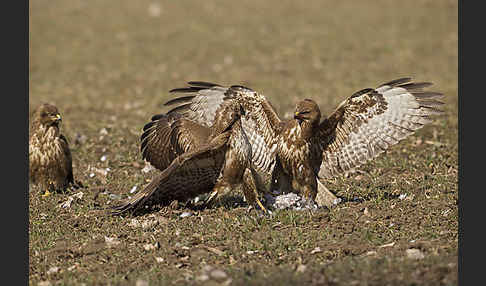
255, 198, 268, 214
42, 190, 52, 197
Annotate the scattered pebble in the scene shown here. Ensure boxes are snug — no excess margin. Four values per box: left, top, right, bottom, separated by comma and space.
223, 55, 233, 65
210, 269, 229, 282
73, 192, 84, 199
67, 265, 76, 271
399, 194, 408, 200
99, 128, 108, 135
129, 185, 138, 194
195, 274, 210, 282
89, 173, 95, 178
58, 192, 84, 209
135, 279, 149, 286
406, 248, 425, 260
104, 236, 120, 248
296, 264, 307, 273
205, 246, 224, 256
246, 250, 258, 255
192, 196, 201, 204
202, 265, 214, 273
180, 212, 192, 218
155, 257, 164, 263
379, 242, 395, 248
46, 266, 60, 275
363, 207, 371, 216
310, 247, 322, 254
74, 133, 87, 145
147, 3, 161, 17
100, 155, 107, 162
141, 163, 155, 173
143, 242, 160, 251
109, 194, 122, 200
91, 167, 109, 177
59, 197, 74, 209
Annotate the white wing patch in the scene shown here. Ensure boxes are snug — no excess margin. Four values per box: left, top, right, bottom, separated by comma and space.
319, 79, 443, 179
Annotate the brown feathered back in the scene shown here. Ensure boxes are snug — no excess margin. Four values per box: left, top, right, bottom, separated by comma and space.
141, 112, 211, 171
164, 83, 283, 192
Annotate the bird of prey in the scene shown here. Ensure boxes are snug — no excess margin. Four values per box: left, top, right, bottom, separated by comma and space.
111, 84, 265, 215
29, 103, 76, 196
147, 78, 443, 208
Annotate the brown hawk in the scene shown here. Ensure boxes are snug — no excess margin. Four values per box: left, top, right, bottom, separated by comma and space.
150, 78, 443, 208
110, 84, 265, 215
29, 103, 75, 196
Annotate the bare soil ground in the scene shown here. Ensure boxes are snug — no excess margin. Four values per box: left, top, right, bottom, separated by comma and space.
29, 0, 458, 285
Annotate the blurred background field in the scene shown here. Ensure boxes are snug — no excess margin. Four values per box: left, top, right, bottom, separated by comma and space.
29, 0, 458, 285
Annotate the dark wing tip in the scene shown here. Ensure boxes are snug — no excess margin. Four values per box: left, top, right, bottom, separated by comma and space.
142, 121, 156, 132
169, 87, 205, 94
164, 95, 196, 106
398, 82, 434, 90
187, 81, 222, 88
378, 77, 413, 88
350, 88, 374, 98
151, 113, 166, 121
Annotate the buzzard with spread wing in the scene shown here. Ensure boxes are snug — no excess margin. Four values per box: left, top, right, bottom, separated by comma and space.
153, 78, 443, 208
29, 103, 76, 196
111, 84, 266, 215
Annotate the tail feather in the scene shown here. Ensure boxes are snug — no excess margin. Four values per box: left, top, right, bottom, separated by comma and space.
109, 173, 167, 215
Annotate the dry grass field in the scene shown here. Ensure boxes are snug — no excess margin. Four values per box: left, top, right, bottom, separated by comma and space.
29, 0, 458, 285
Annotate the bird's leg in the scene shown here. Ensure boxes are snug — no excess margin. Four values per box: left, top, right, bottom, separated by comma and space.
203, 179, 228, 208
255, 198, 268, 214
203, 189, 219, 207
300, 183, 319, 209
242, 168, 268, 214
42, 182, 54, 197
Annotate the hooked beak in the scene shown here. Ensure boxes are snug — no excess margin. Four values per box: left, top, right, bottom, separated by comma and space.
53, 114, 62, 123
294, 111, 303, 120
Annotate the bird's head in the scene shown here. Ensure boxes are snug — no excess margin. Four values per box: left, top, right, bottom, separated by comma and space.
37, 103, 62, 127
294, 99, 321, 125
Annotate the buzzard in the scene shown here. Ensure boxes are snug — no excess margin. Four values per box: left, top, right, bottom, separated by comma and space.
152, 78, 443, 208
111, 84, 266, 215
29, 103, 75, 196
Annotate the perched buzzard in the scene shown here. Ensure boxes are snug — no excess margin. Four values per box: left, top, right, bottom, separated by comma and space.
155, 78, 443, 207
29, 103, 75, 196
111, 84, 266, 215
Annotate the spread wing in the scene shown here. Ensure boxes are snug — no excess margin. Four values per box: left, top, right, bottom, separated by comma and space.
165, 81, 230, 128
166, 82, 283, 189
316, 77, 444, 179
140, 112, 211, 171
111, 132, 230, 215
